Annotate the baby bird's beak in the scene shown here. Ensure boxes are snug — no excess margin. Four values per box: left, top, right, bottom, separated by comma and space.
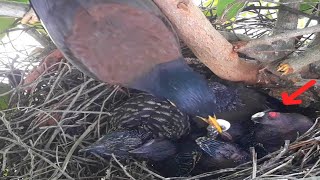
199, 115, 223, 134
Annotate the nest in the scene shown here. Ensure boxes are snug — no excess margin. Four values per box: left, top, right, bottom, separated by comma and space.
0, 1, 319, 178
0, 56, 318, 180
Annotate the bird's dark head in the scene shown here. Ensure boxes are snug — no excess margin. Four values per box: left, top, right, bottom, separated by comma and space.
130, 58, 223, 133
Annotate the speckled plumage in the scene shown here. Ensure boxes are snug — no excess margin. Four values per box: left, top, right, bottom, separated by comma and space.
196, 137, 250, 170
109, 93, 190, 139
81, 93, 190, 160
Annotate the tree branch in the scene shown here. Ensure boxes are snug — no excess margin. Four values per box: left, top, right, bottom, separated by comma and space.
0, 0, 29, 18
278, 44, 320, 75
234, 25, 320, 55
153, 0, 259, 83
272, 0, 299, 59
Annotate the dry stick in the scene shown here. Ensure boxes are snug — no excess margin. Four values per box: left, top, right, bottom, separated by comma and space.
289, 138, 320, 151
111, 154, 136, 180
0, 0, 29, 18
44, 65, 73, 103
260, 156, 295, 177
258, 140, 291, 174
272, 0, 299, 59
300, 144, 317, 169
133, 162, 166, 180
280, 44, 320, 75
0, 114, 74, 179
15, 108, 112, 116
51, 120, 98, 180
29, 140, 36, 179
250, 147, 257, 179
96, 86, 120, 139
46, 78, 94, 145
237, 25, 320, 52
304, 158, 320, 178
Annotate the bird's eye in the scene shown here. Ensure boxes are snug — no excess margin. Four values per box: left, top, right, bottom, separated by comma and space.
268, 112, 279, 119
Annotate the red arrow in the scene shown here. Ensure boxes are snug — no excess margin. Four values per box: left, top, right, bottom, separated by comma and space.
281, 80, 316, 105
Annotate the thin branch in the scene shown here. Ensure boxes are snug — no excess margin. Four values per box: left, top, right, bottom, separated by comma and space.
250, 147, 257, 179
278, 44, 320, 75
51, 120, 98, 180
235, 25, 320, 54
244, 5, 320, 21
0, 0, 29, 18
111, 154, 136, 180
272, 0, 300, 59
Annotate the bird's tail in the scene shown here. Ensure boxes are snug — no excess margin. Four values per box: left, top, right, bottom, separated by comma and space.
79, 130, 176, 161
79, 130, 151, 158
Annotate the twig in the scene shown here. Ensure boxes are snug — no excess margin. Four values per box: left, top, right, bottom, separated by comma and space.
278, 44, 320, 75
243, 5, 320, 21
133, 162, 166, 180
272, 0, 299, 59
251, 147, 257, 179
260, 156, 295, 177
0, 113, 74, 179
51, 120, 98, 180
0, 0, 29, 18
304, 158, 320, 178
236, 25, 320, 53
111, 154, 136, 180
258, 140, 291, 174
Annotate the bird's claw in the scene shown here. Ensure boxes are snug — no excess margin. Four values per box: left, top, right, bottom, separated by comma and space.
277, 63, 293, 75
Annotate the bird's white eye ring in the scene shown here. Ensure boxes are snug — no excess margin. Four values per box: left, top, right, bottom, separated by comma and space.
251, 112, 265, 119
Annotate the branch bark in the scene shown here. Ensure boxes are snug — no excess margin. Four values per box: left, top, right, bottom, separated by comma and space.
235, 25, 320, 55
272, 0, 299, 59
0, 0, 29, 18
153, 0, 259, 83
278, 44, 320, 75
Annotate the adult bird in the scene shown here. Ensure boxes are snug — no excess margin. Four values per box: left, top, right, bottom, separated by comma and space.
30, 0, 223, 132
251, 111, 314, 152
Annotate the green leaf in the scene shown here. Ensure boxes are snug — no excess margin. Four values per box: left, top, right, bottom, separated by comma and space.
0, 16, 15, 32
5, 0, 29, 3
216, 0, 246, 21
0, 16, 15, 39
201, 0, 217, 17
300, 0, 320, 14
0, 83, 11, 110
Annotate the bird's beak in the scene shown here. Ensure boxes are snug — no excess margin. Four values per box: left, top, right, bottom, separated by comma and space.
198, 115, 223, 134
208, 115, 223, 134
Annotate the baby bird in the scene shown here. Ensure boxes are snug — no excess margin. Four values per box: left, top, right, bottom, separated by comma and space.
154, 120, 250, 177
81, 93, 190, 161
251, 111, 314, 152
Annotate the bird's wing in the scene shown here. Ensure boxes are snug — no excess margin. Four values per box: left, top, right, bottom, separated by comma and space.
30, 0, 181, 86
